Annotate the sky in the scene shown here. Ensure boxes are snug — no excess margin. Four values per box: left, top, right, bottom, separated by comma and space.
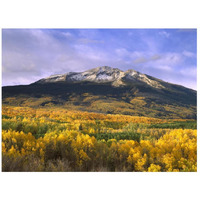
2, 29, 197, 89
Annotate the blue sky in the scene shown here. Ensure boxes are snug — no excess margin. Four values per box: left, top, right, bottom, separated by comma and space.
2, 29, 197, 89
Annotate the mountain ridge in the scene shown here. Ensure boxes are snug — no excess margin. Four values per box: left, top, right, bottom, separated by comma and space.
35, 66, 165, 89
2, 66, 197, 119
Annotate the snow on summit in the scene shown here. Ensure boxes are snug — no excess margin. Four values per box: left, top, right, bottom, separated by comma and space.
36, 66, 165, 89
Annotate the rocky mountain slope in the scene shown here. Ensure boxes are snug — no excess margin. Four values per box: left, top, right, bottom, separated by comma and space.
36, 66, 164, 88
2, 66, 197, 119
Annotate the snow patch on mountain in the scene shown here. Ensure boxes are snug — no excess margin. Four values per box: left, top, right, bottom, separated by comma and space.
96, 73, 113, 81
36, 66, 165, 89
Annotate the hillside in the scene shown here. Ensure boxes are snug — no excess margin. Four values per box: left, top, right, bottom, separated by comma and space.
2, 66, 197, 119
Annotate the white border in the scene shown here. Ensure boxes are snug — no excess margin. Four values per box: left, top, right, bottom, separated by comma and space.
0, 0, 199, 200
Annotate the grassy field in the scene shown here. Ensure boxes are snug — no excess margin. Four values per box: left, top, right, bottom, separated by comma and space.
2, 106, 197, 172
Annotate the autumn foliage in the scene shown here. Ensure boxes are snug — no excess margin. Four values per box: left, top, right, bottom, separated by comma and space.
2, 106, 197, 172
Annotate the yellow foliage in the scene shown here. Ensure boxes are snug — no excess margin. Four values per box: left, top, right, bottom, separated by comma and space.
148, 164, 161, 172
2, 106, 197, 172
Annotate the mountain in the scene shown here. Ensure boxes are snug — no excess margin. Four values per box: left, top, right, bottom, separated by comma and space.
35, 66, 164, 89
2, 66, 197, 119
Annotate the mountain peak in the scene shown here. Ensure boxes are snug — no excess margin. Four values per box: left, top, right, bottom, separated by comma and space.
3, 66, 196, 119
35, 66, 165, 89
87, 66, 120, 72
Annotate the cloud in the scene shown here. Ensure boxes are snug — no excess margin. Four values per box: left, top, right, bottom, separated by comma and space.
2, 29, 197, 90
2, 29, 85, 85
182, 50, 196, 58
78, 38, 104, 44
133, 57, 148, 64
151, 65, 173, 72
73, 44, 109, 61
115, 48, 184, 72
132, 54, 161, 64
155, 53, 182, 66
115, 48, 130, 57
176, 66, 197, 90
61, 32, 73, 38
150, 55, 161, 60
2, 29, 119, 86
132, 52, 182, 67
180, 66, 197, 77
130, 51, 196, 89
159, 31, 170, 38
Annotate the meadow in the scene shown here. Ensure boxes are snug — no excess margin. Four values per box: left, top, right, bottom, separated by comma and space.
2, 106, 197, 172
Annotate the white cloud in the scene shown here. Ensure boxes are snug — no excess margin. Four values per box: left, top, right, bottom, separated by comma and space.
130, 51, 145, 58
2, 30, 85, 85
154, 52, 182, 66
2, 29, 197, 90
180, 66, 197, 76
116, 49, 149, 62
61, 32, 73, 38
74, 44, 108, 61
159, 31, 170, 38
115, 48, 182, 69
132, 54, 161, 64
115, 48, 130, 57
78, 38, 104, 44
152, 65, 173, 72
182, 50, 196, 58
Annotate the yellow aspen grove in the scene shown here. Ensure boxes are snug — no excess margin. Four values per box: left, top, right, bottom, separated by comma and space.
2, 106, 197, 172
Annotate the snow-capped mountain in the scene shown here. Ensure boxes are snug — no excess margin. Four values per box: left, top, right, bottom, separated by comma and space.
2, 66, 196, 119
36, 66, 164, 89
